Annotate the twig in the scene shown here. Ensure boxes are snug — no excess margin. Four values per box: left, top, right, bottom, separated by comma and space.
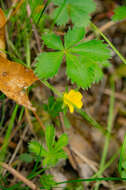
0, 162, 41, 190
25, 108, 36, 136
32, 110, 45, 131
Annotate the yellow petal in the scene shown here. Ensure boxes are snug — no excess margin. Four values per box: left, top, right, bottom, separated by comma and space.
63, 89, 83, 113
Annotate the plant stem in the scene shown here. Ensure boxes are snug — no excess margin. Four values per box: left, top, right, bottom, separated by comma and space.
0, 101, 5, 128
26, 30, 31, 68
85, 148, 120, 187
37, 0, 52, 24
57, 177, 126, 185
94, 79, 115, 190
0, 104, 19, 162
91, 22, 126, 64
42, 80, 63, 98
78, 109, 108, 136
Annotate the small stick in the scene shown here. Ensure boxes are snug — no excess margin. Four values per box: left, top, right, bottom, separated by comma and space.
0, 162, 41, 190
32, 110, 45, 131
25, 108, 36, 136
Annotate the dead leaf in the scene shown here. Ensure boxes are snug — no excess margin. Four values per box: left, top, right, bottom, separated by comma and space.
0, 8, 6, 58
0, 55, 38, 110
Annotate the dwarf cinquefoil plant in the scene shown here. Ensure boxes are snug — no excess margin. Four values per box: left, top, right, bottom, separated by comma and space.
35, 27, 111, 89
29, 125, 68, 167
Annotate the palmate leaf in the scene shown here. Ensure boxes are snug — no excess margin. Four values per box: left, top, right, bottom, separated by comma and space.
64, 27, 85, 49
54, 134, 68, 151
46, 125, 55, 150
35, 52, 64, 79
52, 0, 96, 27
40, 174, 56, 190
67, 55, 104, 88
29, 141, 47, 157
112, 6, 126, 21
42, 32, 64, 50
70, 39, 111, 63
28, 125, 68, 168
35, 27, 111, 89
66, 54, 95, 88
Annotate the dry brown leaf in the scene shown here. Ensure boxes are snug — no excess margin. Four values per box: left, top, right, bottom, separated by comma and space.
0, 8, 6, 58
0, 55, 38, 110
0, 8, 38, 110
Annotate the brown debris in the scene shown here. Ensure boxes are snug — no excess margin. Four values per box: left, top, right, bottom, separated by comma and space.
0, 55, 38, 110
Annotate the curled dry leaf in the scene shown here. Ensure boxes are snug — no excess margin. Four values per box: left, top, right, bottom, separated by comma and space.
0, 55, 38, 110
0, 8, 38, 110
0, 8, 6, 58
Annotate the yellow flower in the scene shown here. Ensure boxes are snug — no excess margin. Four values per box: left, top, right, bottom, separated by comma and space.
63, 89, 83, 113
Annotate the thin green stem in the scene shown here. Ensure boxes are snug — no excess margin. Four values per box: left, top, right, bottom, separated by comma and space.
94, 79, 115, 190
26, 30, 31, 68
85, 148, 120, 186
18, 107, 24, 123
7, 36, 22, 59
56, 177, 126, 185
0, 104, 19, 162
37, 0, 52, 24
78, 109, 108, 136
0, 101, 5, 128
91, 22, 126, 64
93, 149, 120, 179
0, 0, 5, 9
42, 80, 63, 98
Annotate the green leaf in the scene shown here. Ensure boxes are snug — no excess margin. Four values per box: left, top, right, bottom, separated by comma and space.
47, 96, 63, 118
52, 0, 63, 5
121, 170, 126, 178
42, 32, 64, 50
66, 54, 95, 88
19, 153, 33, 163
101, 60, 111, 68
64, 27, 85, 49
112, 6, 126, 21
55, 134, 68, 151
35, 52, 64, 79
28, 141, 47, 157
35, 28, 111, 89
62, 113, 71, 128
93, 63, 103, 83
55, 150, 67, 160
119, 134, 126, 175
122, 161, 126, 169
40, 174, 56, 190
52, 0, 96, 27
52, 4, 69, 26
46, 125, 55, 150
70, 39, 111, 63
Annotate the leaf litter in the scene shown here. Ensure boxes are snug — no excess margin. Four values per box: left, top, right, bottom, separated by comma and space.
0, 8, 38, 110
